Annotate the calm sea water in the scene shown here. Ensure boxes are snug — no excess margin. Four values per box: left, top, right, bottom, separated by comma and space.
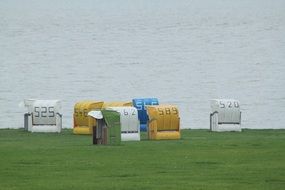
0, 0, 285, 129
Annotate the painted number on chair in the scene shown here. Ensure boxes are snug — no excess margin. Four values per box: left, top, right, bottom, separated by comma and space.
123, 109, 136, 115
136, 100, 157, 110
74, 109, 88, 117
219, 101, 239, 108
34, 107, 55, 117
158, 107, 178, 115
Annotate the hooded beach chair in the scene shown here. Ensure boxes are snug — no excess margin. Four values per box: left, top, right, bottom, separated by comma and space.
88, 110, 121, 145
210, 99, 241, 132
24, 99, 62, 133
73, 101, 104, 135
132, 98, 159, 131
146, 105, 180, 140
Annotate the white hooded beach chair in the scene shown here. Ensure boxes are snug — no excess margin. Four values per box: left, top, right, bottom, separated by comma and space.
210, 99, 241, 132
24, 99, 62, 133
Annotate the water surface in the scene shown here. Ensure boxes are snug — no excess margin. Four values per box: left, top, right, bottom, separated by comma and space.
0, 0, 284, 129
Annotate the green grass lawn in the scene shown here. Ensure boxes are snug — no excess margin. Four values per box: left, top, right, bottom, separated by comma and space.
0, 129, 285, 190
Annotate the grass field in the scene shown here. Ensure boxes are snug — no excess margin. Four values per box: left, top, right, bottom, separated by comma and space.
0, 129, 285, 190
